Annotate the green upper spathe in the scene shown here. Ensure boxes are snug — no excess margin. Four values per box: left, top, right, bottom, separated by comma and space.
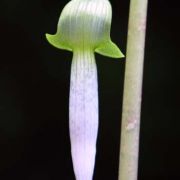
46, 0, 124, 58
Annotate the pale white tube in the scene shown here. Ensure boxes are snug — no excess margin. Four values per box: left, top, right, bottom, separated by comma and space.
69, 49, 98, 180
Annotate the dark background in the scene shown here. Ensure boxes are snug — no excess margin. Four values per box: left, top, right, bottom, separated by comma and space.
0, 0, 179, 179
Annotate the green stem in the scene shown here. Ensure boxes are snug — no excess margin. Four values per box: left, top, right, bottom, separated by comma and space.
118, 0, 148, 180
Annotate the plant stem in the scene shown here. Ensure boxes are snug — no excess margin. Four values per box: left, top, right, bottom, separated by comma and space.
118, 0, 148, 180
69, 48, 98, 180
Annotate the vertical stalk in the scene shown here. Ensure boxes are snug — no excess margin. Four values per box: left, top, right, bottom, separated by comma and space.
118, 0, 148, 180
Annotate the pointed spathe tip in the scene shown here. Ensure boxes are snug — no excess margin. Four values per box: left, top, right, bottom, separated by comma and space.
95, 40, 125, 59
45, 33, 72, 52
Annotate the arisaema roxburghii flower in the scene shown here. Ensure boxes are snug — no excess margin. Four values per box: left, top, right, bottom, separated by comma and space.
46, 0, 124, 179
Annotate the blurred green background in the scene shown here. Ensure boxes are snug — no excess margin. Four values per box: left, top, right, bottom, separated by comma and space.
0, 0, 179, 179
